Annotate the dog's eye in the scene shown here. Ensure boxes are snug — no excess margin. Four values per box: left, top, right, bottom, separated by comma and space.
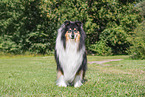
74, 30, 77, 33
68, 30, 72, 33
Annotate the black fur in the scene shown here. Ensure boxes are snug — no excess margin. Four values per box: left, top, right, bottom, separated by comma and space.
77, 52, 87, 78
60, 21, 86, 51
54, 50, 63, 74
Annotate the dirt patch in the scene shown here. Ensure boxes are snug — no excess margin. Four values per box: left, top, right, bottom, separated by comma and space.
88, 59, 123, 64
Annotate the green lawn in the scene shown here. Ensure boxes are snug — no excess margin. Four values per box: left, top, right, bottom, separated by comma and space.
0, 55, 145, 96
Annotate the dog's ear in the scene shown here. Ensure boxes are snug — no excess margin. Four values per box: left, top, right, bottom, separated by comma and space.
75, 21, 82, 27
64, 21, 70, 26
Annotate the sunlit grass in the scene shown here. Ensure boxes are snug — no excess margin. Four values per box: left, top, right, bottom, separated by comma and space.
0, 55, 144, 96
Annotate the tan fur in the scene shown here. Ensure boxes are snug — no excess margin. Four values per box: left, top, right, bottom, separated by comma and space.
65, 29, 80, 42
65, 31, 70, 41
75, 31, 80, 42
57, 70, 63, 79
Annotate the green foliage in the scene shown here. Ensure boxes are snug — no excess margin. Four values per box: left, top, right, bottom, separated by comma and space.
0, 0, 143, 55
129, 21, 145, 59
100, 27, 129, 54
0, 35, 21, 54
89, 26, 131, 55
88, 1, 143, 55
89, 41, 112, 56
136, 0, 145, 18
0, 0, 57, 54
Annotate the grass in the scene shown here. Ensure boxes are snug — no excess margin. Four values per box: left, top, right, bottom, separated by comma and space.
0, 55, 145, 96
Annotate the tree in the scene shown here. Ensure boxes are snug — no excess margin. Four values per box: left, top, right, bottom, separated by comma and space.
0, 0, 143, 55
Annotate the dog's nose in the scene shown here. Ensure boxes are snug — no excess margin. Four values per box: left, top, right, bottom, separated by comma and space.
71, 34, 74, 39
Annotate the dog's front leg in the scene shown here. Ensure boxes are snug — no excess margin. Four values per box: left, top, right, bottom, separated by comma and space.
74, 70, 83, 87
56, 70, 67, 87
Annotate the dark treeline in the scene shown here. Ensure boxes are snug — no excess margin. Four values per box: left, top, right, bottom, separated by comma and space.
0, 0, 144, 58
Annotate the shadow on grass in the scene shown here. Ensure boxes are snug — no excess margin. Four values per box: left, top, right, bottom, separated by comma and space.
66, 79, 88, 87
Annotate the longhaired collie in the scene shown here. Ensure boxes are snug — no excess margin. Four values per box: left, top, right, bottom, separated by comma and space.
55, 21, 87, 87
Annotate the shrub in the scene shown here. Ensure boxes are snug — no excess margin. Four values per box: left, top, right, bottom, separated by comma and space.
0, 0, 143, 55
0, 0, 57, 54
0, 35, 22, 54
136, 0, 145, 18
129, 21, 145, 59
89, 41, 112, 56
100, 26, 130, 55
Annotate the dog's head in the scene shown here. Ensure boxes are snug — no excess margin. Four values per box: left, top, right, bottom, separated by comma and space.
63, 21, 82, 41
60, 21, 86, 50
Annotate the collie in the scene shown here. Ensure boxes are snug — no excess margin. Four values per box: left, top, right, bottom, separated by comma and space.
55, 21, 87, 87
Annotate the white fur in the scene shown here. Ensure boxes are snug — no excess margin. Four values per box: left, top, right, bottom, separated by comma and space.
56, 75, 67, 87
56, 26, 85, 86
74, 75, 82, 87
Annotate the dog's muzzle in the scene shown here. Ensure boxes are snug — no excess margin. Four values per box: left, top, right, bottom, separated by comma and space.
71, 34, 75, 39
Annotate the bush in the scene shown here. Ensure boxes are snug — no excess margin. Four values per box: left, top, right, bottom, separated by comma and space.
0, 0, 143, 55
89, 41, 112, 56
100, 27, 130, 54
89, 26, 130, 55
136, 0, 145, 18
0, 35, 22, 54
129, 21, 145, 59
0, 0, 57, 54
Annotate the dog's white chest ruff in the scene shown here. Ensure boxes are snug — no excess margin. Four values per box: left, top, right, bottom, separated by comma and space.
56, 40, 84, 82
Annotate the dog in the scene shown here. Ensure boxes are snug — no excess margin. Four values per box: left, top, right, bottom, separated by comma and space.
55, 21, 87, 87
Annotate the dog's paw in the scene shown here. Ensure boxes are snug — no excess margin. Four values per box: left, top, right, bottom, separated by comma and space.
74, 75, 83, 87
56, 76, 67, 87
56, 81, 67, 87
74, 80, 83, 87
